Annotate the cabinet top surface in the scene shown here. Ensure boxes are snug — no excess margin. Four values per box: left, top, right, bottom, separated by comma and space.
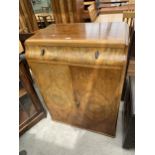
26, 22, 129, 48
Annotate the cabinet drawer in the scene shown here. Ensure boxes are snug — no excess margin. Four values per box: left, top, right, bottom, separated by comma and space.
26, 46, 126, 69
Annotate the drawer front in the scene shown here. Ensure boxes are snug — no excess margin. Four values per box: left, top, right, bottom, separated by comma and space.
26, 46, 126, 69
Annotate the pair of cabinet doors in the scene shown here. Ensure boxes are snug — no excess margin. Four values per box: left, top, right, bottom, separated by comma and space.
28, 60, 124, 136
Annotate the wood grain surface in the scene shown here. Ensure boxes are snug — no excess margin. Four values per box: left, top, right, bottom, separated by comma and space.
51, 0, 83, 23
25, 46, 126, 69
26, 23, 129, 136
19, 0, 38, 33
99, 4, 135, 14
26, 22, 129, 48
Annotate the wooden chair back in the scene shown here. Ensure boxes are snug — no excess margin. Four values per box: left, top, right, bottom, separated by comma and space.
88, 3, 98, 22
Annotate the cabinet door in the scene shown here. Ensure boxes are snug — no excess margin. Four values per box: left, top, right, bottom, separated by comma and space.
29, 63, 76, 122
70, 66, 123, 136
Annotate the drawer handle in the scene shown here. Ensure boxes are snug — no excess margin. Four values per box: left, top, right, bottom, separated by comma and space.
40, 49, 45, 56
95, 50, 99, 59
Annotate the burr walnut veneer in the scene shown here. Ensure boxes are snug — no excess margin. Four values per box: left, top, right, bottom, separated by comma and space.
25, 23, 129, 136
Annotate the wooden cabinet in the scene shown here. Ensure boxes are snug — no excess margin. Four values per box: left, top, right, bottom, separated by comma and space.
25, 22, 129, 136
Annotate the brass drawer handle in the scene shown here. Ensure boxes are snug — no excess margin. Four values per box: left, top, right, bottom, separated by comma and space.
40, 49, 45, 56
95, 50, 99, 59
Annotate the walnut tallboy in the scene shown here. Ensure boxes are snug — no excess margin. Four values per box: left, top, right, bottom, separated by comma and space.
25, 23, 129, 136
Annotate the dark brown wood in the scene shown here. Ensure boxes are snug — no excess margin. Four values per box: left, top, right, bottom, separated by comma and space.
19, 111, 46, 136
19, 52, 46, 136
25, 22, 129, 136
19, 34, 35, 85
19, 33, 34, 51
121, 13, 135, 100
122, 77, 135, 148
20, 58, 45, 111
